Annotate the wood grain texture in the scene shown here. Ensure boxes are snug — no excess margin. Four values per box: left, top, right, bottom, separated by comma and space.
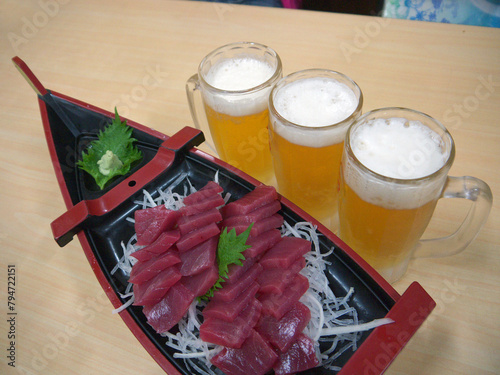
0, 0, 499, 374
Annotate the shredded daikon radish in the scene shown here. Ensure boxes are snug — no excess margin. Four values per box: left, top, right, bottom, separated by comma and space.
321, 318, 394, 336
112, 293, 134, 314
174, 348, 221, 359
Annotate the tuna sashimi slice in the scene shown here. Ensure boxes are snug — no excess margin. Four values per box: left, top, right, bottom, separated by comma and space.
221, 200, 281, 228
200, 299, 261, 348
183, 181, 223, 206
256, 302, 311, 352
177, 208, 222, 236
225, 257, 256, 285
136, 206, 181, 246
134, 205, 165, 236
179, 236, 217, 276
221, 185, 278, 218
243, 229, 282, 259
129, 247, 156, 263
226, 214, 284, 237
142, 282, 195, 334
212, 263, 263, 302
239, 298, 263, 330
129, 249, 181, 284
259, 274, 309, 320
133, 266, 182, 306
259, 236, 310, 269
273, 333, 320, 375
211, 330, 278, 375
176, 222, 220, 253
203, 282, 259, 322
258, 257, 306, 295
200, 316, 253, 349
139, 229, 180, 254
182, 263, 219, 297
131, 229, 181, 262
180, 194, 225, 217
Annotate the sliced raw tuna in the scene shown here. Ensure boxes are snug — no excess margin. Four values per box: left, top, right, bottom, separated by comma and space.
259, 273, 309, 320
131, 229, 180, 262
273, 333, 319, 375
259, 236, 310, 269
212, 263, 263, 302
221, 200, 281, 227
135, 206, 181, 246
177, 208, 222, 236
133, 266, 182, 306
200, 316, 254, 349
243, 229, 282, 259
225, 257, 256, 284
176, 222, 220, 253
183, 181, 223, 206
182, 263, 219, 297
129, 249, 181, 284
200, 299, 261, 348
129, 247, 156, 263
203, 282, 259, 322
256, 302, 311, 352
142, 282, 195, 334
211, 330, 278, 375
180, 194, 225, 216
134, 204, 165, 235
226, 214, 283, 237
139, 229, 180, 254
179, 236, 217, 276
240, 298, 263, 330
258, 257, 306, 295
221, 185, 278, 218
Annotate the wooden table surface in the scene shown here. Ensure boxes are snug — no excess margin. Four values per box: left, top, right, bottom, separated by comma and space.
1, 1, 499, 374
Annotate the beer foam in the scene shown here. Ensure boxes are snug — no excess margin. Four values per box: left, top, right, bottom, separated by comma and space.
272, 77, 359, 147
344, 118, 449, 209
205, 58, 275, 91
202, 57, 276, 117
351, 118, 446, 179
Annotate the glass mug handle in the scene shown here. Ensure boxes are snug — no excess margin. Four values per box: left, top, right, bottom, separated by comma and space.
414, 176, 493, 258
185, 74, 216, 153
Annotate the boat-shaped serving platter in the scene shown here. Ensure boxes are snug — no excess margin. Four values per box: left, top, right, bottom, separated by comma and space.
13, 56, 435, 375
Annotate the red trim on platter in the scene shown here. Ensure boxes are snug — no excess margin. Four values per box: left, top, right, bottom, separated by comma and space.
12, 56, 48, 96
339, 282, 435, 374
50, 143, 176, 246
76, 231, 183, 375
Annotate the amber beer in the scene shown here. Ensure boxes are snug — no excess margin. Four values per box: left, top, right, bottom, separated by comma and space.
268, 70, 362, 230
186, 42, 282, 184
339, 110, 451, 282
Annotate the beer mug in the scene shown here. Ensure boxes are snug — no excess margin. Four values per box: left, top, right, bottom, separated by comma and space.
268, 69, 363, 231
186, 42, 283, 184
338, 107, 492, 283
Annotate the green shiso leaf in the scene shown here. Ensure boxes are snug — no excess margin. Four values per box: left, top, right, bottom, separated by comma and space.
77, 108, 142, 190
200, 223, 254, 301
